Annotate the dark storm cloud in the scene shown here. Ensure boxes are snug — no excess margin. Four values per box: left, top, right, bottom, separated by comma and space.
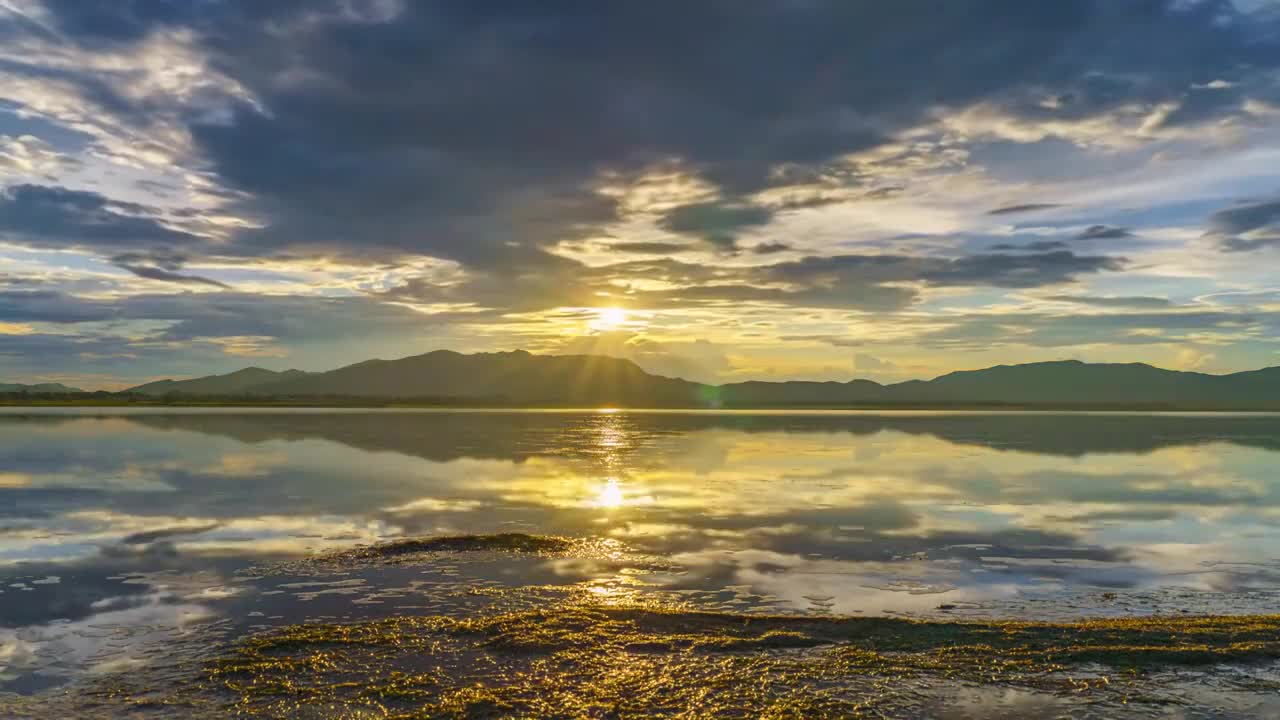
1077, 225, 1134, 240
1208, 197, 1280, 252
987, 203, 1065, 216
0, 184, 200, 252
17, 0, 1280, 274
658, 202, 775, 252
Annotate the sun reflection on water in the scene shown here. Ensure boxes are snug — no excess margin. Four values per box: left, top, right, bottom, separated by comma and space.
593, 477, 625, 508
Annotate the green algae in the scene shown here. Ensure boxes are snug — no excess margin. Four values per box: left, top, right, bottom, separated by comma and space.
348, 533, 578, 559
186, 606, 1280, 718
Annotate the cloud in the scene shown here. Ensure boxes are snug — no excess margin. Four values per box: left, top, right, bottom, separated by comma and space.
386, 250, 1125, 315
1218, 234, 1280, 252
751, 241, 793, 255
915, 251, 1126, 288
788, 305, 1272, 352
558, 332, 732, 383
915, 309, 1263, 349
853, 353, 895, 371
851, 353, 907, 380
113, 263, 230, 289
1210, 199, 1280, 235
1208, 197, 1280, 252
658, 202, 775, 252
0, 134, 78, 177
126, 293, 450, 345
0, 290, 114, 323
0, 289, 447, 347
12, 0, 1278, 275
0, 288, 478, 382
989, 240, 1069, 252
1, 1, 1280, 381
109, 251, 230, 288
1077, 225, 1133, 240
987, 203, 1064, 216
0, 184, 201, 253
608, 242, 693, 255
1043, 295, 1175, 309
758, 252, 1124, 291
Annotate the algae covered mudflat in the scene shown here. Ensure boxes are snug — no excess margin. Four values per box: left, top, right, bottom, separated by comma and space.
186, 607, 1280, 718
8, 533, 1279, 719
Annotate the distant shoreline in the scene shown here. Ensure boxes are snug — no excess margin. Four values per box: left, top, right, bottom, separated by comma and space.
4, 396, 1280, 412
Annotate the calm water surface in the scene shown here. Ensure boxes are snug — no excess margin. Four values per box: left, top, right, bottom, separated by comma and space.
3, 409, 1280, 710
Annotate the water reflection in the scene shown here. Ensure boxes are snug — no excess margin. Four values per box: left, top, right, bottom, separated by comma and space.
3, 409, 1280, 693
592, 478, 625, 509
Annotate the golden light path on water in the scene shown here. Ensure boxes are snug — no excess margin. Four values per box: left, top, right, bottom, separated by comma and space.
593, 477, 625, 509
6, 409, 1280, 718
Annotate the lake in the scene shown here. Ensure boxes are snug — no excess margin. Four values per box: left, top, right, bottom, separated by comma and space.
4, 409, 1280, 717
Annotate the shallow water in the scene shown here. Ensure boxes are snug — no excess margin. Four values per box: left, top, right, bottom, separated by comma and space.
3, 409, 1280, 716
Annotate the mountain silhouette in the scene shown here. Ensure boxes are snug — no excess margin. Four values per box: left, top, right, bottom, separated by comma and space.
127, 367, 310, 396
0, 382, 84, 393
119, 351, 1280, 409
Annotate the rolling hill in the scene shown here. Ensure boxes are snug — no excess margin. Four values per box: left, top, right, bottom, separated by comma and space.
120, 351, 1280, 409
128, 367, 311, 396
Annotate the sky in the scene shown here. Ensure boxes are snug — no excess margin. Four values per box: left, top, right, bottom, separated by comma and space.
2, 0, 1280, 389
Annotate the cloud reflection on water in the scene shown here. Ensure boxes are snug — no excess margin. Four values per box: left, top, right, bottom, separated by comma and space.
4, 410, 1280, 691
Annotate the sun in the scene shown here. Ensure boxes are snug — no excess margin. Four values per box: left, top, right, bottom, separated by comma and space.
590, 306, 628, 331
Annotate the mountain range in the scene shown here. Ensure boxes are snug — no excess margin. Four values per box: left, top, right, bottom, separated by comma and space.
113, 349, 1280, 409
0, 382, 85, 394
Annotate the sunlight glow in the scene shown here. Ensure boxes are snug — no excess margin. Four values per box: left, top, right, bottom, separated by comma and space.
593, 477, 625, 508
589, 306, 628, 331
